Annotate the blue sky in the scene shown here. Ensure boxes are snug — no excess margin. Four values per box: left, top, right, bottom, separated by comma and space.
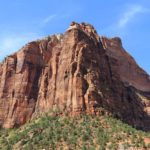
0, 0, 149, 74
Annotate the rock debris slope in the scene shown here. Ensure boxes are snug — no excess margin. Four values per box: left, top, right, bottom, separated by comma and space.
0, 22, 150, 129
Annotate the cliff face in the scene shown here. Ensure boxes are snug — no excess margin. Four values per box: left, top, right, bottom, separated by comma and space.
0, 22, 150, 130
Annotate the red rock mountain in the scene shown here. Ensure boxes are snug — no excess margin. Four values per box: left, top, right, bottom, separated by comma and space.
0, 22, 150, 130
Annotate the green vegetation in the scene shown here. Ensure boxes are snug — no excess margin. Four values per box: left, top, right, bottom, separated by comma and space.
0, 111, 150, 150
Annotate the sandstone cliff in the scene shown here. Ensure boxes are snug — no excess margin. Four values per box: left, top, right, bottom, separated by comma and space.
0, 22, 150, 130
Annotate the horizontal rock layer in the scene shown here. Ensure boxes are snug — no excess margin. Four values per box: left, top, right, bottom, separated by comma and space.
0, 22, 150, 130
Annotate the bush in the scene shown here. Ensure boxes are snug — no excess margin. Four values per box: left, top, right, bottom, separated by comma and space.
0, 112, 150, 149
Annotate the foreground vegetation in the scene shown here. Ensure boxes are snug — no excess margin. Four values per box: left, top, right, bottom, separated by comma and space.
0, 111, 150, 150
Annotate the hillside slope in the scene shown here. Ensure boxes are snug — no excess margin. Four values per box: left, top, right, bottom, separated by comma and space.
0, 111, 150, 150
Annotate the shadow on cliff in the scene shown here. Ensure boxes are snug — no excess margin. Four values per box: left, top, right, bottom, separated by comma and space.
101, 86, 150, 132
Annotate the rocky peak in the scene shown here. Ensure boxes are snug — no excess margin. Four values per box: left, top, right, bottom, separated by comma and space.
0, 22, 150, 130
67, 21, 100, 42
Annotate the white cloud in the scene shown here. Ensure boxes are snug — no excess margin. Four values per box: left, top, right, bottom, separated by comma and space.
43, 14, 57, 24
0, 13, 70, 61
42, 14, 70, 25
0, 33, 42, 61
117, 5, 149, 28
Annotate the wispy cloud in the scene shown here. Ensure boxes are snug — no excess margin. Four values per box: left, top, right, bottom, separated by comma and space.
117, 5, 149, 28
42, 14, 70, 25
0, 13, 71, 61
0, 33, 42, 61
43, 14, 57, 24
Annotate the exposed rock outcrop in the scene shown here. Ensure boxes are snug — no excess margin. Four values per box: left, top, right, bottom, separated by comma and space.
0, 22, 150, 130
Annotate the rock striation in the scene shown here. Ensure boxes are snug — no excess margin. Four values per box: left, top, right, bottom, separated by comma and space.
0, 22, 150, 130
